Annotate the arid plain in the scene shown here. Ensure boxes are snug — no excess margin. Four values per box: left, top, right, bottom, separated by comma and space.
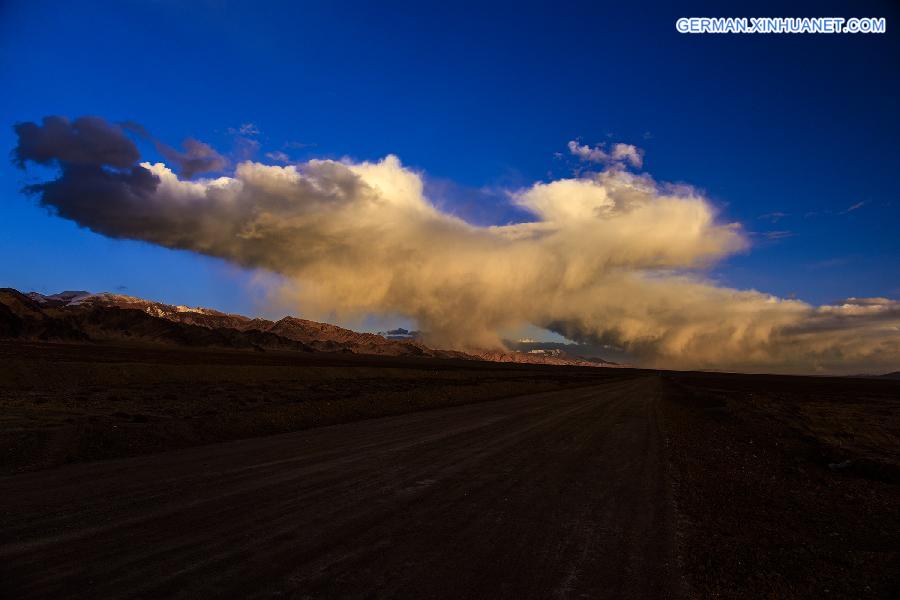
1, 337, 897, 599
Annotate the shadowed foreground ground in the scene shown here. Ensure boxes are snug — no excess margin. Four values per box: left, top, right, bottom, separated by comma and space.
1, 376, 677, 599
0, 342, 898, 598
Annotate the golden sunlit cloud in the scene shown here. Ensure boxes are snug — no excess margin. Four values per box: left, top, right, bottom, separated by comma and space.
15, 117, 900, 374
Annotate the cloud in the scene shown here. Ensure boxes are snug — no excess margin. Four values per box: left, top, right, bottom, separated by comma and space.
155, 138, 227, 179
120, 118, 226, 179
832, 297, 895, 307
265, 151, 291, 163
610, 143, 643, 168
758, 211, 788, 222
13, 116, 139, 169
13, 116, 900, 374
233, 136, 260, 161
228, 123, 260, 136
762, 230, 794, 240
567, 140, 643, 168
808, 257, 851, 270
840, 201, 866, 214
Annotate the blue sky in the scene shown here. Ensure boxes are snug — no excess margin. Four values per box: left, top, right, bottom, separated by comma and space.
1, 0, 898, 320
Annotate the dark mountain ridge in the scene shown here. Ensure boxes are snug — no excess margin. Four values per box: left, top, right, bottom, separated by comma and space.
1, 288, 621, 367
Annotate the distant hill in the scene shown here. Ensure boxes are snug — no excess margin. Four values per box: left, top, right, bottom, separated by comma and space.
1, 288, 618, 368
470, 349, 619, 368
848, 371, 900, 380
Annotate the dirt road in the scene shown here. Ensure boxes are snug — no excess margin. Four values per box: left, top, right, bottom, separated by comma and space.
1, 375, 680, 599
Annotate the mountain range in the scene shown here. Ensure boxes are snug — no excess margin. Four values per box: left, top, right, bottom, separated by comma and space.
0, 288, 619, 368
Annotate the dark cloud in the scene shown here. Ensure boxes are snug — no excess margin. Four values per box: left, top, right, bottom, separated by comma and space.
155, 138, 227, 179
12, 116, 227, 239
121, 118, 226, 179
13, 116, 140, 169
24, 164, 161, 240
13, 115, 164, 240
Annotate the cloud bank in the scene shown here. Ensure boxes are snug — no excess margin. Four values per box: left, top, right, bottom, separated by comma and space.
12, 116, 900, 374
